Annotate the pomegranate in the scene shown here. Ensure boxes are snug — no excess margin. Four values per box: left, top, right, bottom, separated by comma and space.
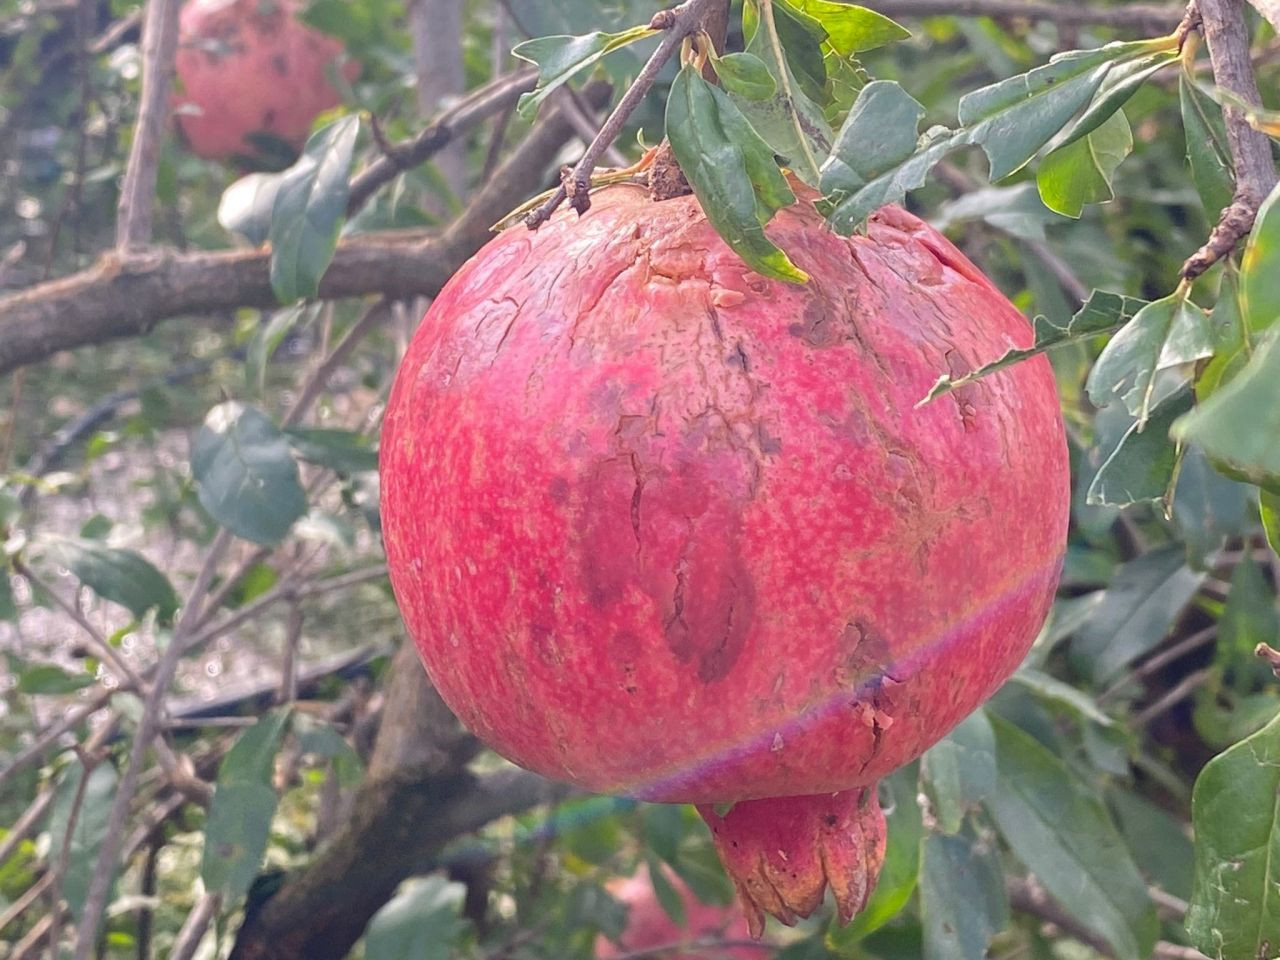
597, 864, 765, 960
380, 185, 1069, 935
173, 0, 355, 161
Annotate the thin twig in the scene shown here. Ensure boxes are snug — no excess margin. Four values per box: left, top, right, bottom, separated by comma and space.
1181, 0, 1279, 280
115, 0, 180, 250
1098, 625, 1217, 703
0, 788, 57, 867
600, 939, 776, 960
168, 893, 221, 960
47, 748, 99, 956
0, 873, 52, 937
525, 0, 721, 228
561, 89, 629, 169
1133, 667, 1213, 726
283, 301, 391, 427
278, 601, 304, 704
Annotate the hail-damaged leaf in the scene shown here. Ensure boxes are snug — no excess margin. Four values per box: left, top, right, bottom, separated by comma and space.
665, 64, 806, 284
735, 0, 834, 186
1050, 51, 1176, 152
710, 52, 775, 101
268, 114, 360, 303
746, 0, 828, 104
1038, 108, 1133, 218
923, 290, 1145, 402
513, 26, 658, 119
1173, 330, 1280, 493
1180, 73, 1234, 220
1241, 180, 1280, 334
783, 0, 909, 55
1187, 709, 1280, 960
1087, 387, 1191, 511
1086, 290, 1214, 427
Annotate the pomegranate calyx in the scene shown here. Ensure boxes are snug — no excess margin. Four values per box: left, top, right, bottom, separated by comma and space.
696, 787, 887, 938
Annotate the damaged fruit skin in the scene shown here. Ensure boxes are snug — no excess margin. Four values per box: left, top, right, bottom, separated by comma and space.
381, 185, 1069, 933
174, 0, 354, 161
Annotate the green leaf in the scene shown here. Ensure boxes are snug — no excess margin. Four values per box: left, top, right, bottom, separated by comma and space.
1086, 387, 1192, 509
218, 173, 284, 246
1262, 490, 1280, 557
365, 876, 468, 960
643, 803, 688, 867
736, 0, 835, 186
202, 709, 291, 904
1108, 787, 1194, 902
18, 663, 94, 694
42, 537, 179, 624
1187, 709, 1280, 960
922, 710, 996, 834
1052, 51, 1176, 151
513, 26, 657, 119
1072, 545, 1205, 684
248, 303, 320, 392
923, 290, 1145, 401
48, 762, 118, 923
987, 716, 1158, 960
754, 0, 829, 104
1217, 551, 1279, 678
284, 428, 378, 474
1196, 271, 1250, 403
268, 115, 361, 303
935, 183, 1064, 241
920, 831, 1009, 960
1011, 668, 1115, 729
1038, 107, 1133, 218
1241, 180, 1280, 334
1180, 73, 1234, 221
665, 64, 807, 283
0, 566, 16, 622
1086, 290, 1215, 426
782, 0, 909, 55
644, 856, 688, 928
1173, 330, 1280, 491
829, 766, 922, 944
710, 52, 776, 100
191, 402, 308, 545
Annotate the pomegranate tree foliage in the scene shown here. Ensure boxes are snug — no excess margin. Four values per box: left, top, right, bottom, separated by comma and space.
1, 0, 1280, 958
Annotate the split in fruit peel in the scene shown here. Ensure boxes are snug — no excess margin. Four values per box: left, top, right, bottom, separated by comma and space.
698, 788, 886, 938
380, 185, 1069, 936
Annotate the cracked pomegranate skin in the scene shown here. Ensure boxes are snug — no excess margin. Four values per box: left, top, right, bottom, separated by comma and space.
382, 184, 1066, 799
174, 0, 354, 161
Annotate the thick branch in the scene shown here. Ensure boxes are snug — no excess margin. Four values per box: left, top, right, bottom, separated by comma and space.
859, 0, 1183, 30
0, 82, 608, 377
1181, 0, 1279, 280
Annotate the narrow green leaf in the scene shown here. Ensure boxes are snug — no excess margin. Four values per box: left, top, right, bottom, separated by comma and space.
1086, 290, 1215, 426
936, 183, 1064, 241
202, 709, 291, 903
284, 428, 378, 474
42, 537, 179, 624
191, 402, 308, 545
736, 0, 834, 186
920, 831, 1009, 960
665, 64, 807, 283
18, 663, 95, 695
513, 26, 657, 119
1052, 51, 1176, 151
1217, 550, 1279, 678
988, 716, 1158, 960
1108, 787, 1195, 902
1241, 180, 1280, 334
1038, 108, 1133, 218
1187, 709, 1280, 960
924, 290, 1145, 402
1180, 73, 1234, 221
248, 302, 320, 392
1011, 668, 1115, 729
1173, 330, 1280, 492
1262, 490, 1280, 557
710, 52, 776, 100
1072, 544, 1205, 684
268, 114, 361, 303
364, 876, 468, 960
922, 710, 996, 834
644, 857, 688, 928
1196, 271, 1250, 403
783, 0, 909, 55
0, 566, 14, 622
1086, 387, 1192, 508
49, 762, 119, 923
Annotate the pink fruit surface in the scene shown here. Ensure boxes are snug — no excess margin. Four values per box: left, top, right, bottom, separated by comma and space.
380, 184, 1069, 932
597, 864, 764, 960
174, 0, 354, 161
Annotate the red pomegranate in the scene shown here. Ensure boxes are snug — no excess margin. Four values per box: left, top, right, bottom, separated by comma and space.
380, 185, 1069, 935
173, 0, 355, 161
597, 864, 766, 960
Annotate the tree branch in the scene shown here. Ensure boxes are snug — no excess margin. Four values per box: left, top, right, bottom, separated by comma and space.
858, 0, 1183, 31
1181, 0, 1279, 280
0, 82, 608, 377
115, 0, 180, 250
